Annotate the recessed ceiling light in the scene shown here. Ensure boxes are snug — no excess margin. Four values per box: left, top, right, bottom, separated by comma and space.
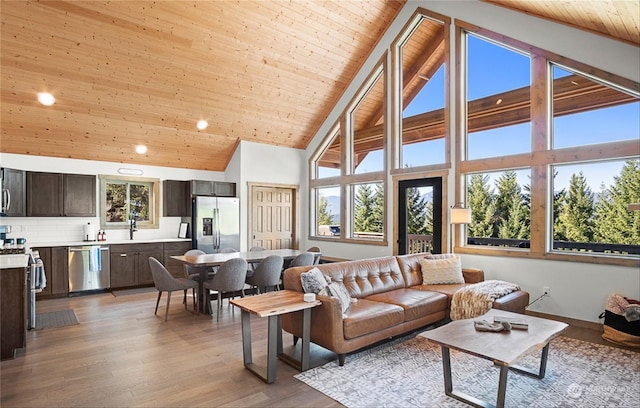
197, 119, 208, 130
135, 144, 148, 154
37, 92, 55, 106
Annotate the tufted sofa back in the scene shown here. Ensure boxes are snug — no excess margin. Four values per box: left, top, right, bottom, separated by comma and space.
395, 252, 430, 287
283, 256, 406, 298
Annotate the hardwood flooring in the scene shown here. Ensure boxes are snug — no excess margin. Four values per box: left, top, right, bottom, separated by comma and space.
1, 291, 634, 407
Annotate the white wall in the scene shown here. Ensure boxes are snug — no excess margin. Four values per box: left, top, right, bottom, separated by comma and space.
233, 140, 306, 251
0, 152, 225, 244
302, 0, 640, 323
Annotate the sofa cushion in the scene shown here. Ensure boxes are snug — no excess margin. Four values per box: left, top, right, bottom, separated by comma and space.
300, 267, 328, 294
420, 255, 464, 285
365, 288, 448, 322
343, 299, 404, 339
411, 283, 469, 307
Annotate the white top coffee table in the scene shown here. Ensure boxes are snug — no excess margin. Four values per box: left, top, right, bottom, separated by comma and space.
419, 309, 568, 408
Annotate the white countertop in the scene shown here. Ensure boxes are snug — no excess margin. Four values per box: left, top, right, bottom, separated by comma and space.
0, 254, 30, 269
28, 238, 191, 248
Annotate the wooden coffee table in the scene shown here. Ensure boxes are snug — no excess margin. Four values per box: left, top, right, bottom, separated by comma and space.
230, 290, 321, 384
419, 309, 568, 408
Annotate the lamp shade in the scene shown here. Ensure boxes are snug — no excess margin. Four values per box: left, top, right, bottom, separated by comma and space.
450, 207, 472, 224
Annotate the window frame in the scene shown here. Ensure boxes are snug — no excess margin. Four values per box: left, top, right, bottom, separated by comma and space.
308, 55, 388, 245
455, 21, 640, 267
99, 175, 160, 230
391, 8, 451, 176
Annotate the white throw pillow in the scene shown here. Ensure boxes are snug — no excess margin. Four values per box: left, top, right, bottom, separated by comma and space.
319, 282, 352, 315
420, 255, 464, 285
300, 267, 328, 294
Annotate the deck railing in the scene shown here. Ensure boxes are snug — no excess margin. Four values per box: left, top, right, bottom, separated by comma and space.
467, 237, 640, 255
404, 234, 639, 255
407, 234, 433, 254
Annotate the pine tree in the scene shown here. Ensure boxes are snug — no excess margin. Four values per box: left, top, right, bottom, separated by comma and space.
494, 171, 527, 237
498, 193, 530, 239
372, 183, 385, 233
405, 186, 428, 235
594, 160, 640, 245
553, 189, 567, 240
354, 184, 375, 233
467, 174, 495, 237
317, 195, 335, 226
556, 172, 594, 242
423, 201, 434, 236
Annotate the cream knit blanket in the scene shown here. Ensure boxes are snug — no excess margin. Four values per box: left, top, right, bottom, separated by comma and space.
450, 280, 520, 320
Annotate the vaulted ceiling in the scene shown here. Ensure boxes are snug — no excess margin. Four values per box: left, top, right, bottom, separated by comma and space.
1, 1, 638, 171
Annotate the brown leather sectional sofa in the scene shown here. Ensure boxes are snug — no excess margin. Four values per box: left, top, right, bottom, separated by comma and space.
282, 252, 529, 365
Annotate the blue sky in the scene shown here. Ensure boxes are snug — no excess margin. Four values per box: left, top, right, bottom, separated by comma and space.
320, 34, 639, 193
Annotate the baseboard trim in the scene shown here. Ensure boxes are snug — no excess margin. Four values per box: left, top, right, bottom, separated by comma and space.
525, 310, 603, 332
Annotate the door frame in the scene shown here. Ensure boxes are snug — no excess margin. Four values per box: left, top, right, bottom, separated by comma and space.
247, 182, 300, 250
393, 170, 449, 255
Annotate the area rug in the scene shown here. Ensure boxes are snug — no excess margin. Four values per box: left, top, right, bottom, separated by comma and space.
111, 287, 156, 296
295, 335, 640, 407
35, 309, 79, 330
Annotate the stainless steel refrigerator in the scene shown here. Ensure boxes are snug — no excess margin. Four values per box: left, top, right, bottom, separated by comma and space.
192, 196, 240, 253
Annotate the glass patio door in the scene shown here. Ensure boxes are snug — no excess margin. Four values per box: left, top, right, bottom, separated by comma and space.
397, 177, 442, 255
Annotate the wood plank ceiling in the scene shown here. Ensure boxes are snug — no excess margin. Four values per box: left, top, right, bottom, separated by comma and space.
1, 1, 638, 171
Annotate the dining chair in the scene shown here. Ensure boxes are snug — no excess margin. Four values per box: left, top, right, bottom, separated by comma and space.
149, 257, 199, 321
183, 249, 215, 303
307, 246, 322, 265
248, 245, 267, 273
289, 252, 315, 267
280, 252, 315, 290
245, 255, 284, 294
203, 258, 248, 321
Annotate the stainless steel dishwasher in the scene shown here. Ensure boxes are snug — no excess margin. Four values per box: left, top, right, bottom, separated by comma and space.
68, 245, 110, 293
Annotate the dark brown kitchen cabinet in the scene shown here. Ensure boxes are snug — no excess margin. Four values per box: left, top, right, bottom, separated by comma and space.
63, 174, 96, 216
163, 180, 190, 217
1, 266, 26, 360
163, 241, 193, 278
109, 243, 163, 288
110, 249, 137, 288
189, 180, 236, 197
27, 172, 63, 216
27, 172, 96, 217
1, 167, 26, 217
33, 246, 69, 298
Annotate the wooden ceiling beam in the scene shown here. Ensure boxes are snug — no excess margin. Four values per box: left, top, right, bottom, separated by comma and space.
320, 74, 637, 165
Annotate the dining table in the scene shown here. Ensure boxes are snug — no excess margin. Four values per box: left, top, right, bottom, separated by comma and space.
170, 248, 314, 314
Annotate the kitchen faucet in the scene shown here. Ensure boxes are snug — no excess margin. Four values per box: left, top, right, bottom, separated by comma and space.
129, 216, 137, 240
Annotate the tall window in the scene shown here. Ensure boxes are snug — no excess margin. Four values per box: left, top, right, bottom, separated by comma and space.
100, 175, 159, 229
394, 10, 450, 170
466, 34, 531, 160
309, 58, 387, 244
458, 23, 640, 263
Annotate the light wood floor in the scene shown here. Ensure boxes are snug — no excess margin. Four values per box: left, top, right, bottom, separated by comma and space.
1, 290, 633, 407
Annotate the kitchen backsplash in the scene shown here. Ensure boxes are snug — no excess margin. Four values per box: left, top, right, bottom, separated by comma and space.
0, 217, 185, 246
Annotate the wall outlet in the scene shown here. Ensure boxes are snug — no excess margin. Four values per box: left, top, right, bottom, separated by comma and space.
543, 286, 550, 295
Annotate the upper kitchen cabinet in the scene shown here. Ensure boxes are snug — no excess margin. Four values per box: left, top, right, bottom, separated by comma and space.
0, 168, 26, 217
63, 174, 96, 216
27, 172, 63, 216
190, 180, 236, 197
163, 180, 190, 217
27, 172, 96, 217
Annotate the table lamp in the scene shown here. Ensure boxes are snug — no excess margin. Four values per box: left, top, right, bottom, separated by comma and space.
450, 203, 471, 253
